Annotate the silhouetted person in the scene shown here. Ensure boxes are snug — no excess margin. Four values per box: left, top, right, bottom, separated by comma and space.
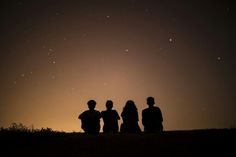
120, 100, 141, 133
78, 100, 101, 134
101, 100, 120, 133
142, 97, 163, 133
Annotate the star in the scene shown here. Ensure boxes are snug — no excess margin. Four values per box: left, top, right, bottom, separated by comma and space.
201, 106, 207, 111
169, 37, 174, 42
51, 75, 56, 79
124, 49, 129, 55
217, 56, 224, 63
55, 12, 61, 16
49, 48, 54, 52
145, 8, 152, 15
17, 0, 23, 6
10, 81, 17, 88
145, 8, 149, 13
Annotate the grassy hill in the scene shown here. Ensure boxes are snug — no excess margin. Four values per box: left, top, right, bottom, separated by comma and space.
1, 129, 235, 157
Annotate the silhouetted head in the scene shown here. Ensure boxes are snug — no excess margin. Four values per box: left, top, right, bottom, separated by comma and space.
106, 100, 113, 110
147, 97, 155, 107
87, 100, 96, 110
123, 100, 137, 112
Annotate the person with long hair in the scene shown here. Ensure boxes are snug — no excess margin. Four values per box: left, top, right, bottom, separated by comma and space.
120, 100, 141, 133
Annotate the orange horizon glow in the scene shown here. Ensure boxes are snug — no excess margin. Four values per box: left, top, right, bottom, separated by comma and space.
0, 1, 235, 132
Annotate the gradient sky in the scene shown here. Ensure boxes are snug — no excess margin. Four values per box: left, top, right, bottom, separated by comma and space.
0, 0, 235, 132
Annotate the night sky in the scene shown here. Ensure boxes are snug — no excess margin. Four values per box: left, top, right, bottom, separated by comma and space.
0, 0, 235, 132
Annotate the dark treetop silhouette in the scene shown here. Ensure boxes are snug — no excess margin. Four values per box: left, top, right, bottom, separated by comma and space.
101, 100, 120, 133
120, 100, 141, 133
142, 97, 163, 133
78, 100, 101, 134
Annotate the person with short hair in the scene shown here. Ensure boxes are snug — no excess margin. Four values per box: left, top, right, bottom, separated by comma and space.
142, 97, 163, 133
78, 100, 101, 134
101, 100, 120, 133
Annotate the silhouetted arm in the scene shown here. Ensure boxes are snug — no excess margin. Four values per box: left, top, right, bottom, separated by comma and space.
135, 111, 139, 122
142, 110, 146, 126
78, 112, 84, 119
115, 110, 120, 120
158, 108, 163, 122
96, 111, 102, 119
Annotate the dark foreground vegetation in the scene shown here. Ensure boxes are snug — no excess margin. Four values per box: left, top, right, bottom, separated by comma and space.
1, 127, 235, 157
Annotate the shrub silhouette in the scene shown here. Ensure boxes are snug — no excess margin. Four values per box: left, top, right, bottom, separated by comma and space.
9, 122, 29, 132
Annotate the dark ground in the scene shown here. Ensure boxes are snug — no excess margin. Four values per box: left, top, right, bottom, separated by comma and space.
1, 129, 235, 157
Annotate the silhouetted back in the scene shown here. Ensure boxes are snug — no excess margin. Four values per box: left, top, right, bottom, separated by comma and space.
101, 100, 120, 133
78, 100, 101, 134
120, 100, 141, 133
142, 97, 163, 133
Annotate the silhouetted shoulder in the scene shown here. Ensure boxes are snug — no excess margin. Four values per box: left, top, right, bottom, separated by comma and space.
93, 110, 101, 118
79, 110, 101, 119
79, 110, 89, 119
142, 106, 161, 113
143, 107, 162, 119
101, 110, 106, 115
112, 110, 120, 119
94, 110, 101, 114
101, 110, 120, 119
